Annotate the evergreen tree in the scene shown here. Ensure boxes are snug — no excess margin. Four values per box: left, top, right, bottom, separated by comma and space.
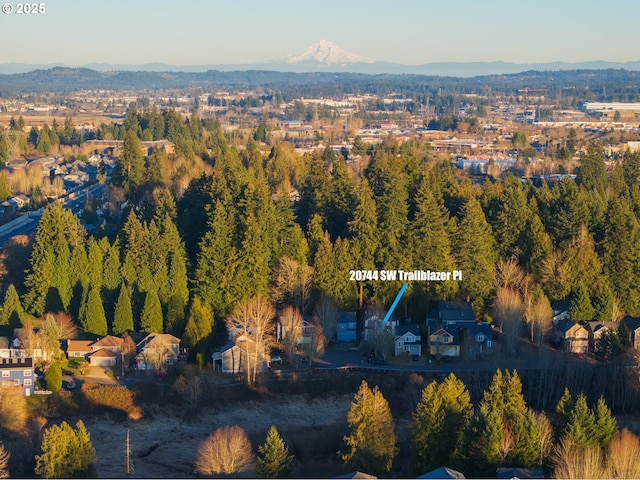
472, 370, 541, 472
410, 179, 457, 299
0, 172, 11, 200
35, 420, 96, 479
602, 197, 640, 315
87, 237, 103, 290
592, 396, 617, 449
165, 294, 186, 337
521, 213, 552, 277
341, 380, 396, 476
568, 283, 595, 322
195, 200, 234, 316
348, 178, 379, 307
453, 197, 497, 301
80, 286, 108, 336
256, 425, 294, 478
577, 142, 607, 193
410, 374, 472, 474
160, 214, 190, 307
1, 284, 24, 327
24, 203, 85, 316
326, 157, 357, 239
183, 297, 214, 349
140, 286, 163, 333
492, 174, 531, 258
44, 362, 62, 392
116, 129, 145, 191
562, 394, 595, 448
553, 388, 574, 439
112, 283, 134, 335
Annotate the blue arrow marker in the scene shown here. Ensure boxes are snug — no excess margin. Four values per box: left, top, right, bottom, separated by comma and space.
382, 283, 408, 324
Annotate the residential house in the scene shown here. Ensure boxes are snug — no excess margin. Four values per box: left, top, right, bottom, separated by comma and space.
89, 348, 118, 367
363, 315, 398, 342
12, 328, 43, 359
553, 319, 589, 354
552, 301, 570, 323
426, 302, 478, 359
429, 328, 460, 358
66, 339, 94, 360
90, 335, 124, 355
336, 312, 357, 343
464, 323, 494, 358
135, 333, 180, 371
0, 357, 34, 396
394, 325, 421, 357
276, 316, 315, 346
495, 467, 544, 479
436, 301, 477, 329
621, 316, 640, 348
417, 466, 466, 479
585, 321, 619, 352
212, 335, 268, 374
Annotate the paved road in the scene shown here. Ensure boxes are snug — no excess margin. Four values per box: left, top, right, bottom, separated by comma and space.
0, 182, 105, 247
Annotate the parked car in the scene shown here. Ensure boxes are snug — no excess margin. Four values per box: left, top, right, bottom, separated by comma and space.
62, 379, 75, 390
62, 369, 75, 376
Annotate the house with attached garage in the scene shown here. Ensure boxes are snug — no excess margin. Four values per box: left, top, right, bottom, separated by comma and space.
394, 325, 421, 357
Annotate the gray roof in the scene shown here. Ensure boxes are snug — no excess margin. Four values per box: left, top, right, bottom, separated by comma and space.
622, 315, 640, 332
396, 324, 421, 337
418, 466, 466, 479
438, 301, 476, 322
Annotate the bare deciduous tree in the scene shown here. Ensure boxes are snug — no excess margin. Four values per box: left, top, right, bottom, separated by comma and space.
226, 295, 276, 386
16, 319, 40, 359
271, 256, 313, 313
525, 292, 553, 344
494, 256, 526, 290
0, 442, 9, 479
552, 439, 607, 479
493, 287, 524, 354
300, 317, 326, 360
278, 306, 303, 362
313, 296, 338, 344
367, 318, 395, 361
52, 311, 78, 340
194, 426, 255, 476
0, 386, 27, 433
605, 429, 640, 479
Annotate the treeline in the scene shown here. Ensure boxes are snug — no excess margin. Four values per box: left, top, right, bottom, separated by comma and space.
5, 106, 640, 362
3, 67, 640, 103
341, 371, 638, 479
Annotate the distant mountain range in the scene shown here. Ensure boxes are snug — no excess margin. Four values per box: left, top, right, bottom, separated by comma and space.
3, 40, 640, 76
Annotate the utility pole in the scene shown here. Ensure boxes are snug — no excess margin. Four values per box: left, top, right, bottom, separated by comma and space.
125, 429, 134, 477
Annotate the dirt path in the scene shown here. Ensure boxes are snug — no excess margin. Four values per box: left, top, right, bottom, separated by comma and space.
84, 394, 352, 478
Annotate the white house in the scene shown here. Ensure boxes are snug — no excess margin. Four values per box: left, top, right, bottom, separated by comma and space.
394, 325, 421, 357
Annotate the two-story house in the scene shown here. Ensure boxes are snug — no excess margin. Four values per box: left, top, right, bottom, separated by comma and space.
135, 333, 180, 371
553, 319, 589, 354
429, 328, 459, 358
394, 325, 421, 357
336, 312, 357, 343
0, 357, 34, 396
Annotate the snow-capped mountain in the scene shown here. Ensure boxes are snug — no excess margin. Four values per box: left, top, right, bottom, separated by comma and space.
279, 40, 374, 66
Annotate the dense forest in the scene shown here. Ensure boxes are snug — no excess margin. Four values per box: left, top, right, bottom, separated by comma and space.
3, 96, 640, 479
2, 67, 640, 103
3, 104, 640, 358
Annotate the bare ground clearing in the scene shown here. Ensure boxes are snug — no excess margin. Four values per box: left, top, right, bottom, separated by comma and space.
84, 394, 352, 478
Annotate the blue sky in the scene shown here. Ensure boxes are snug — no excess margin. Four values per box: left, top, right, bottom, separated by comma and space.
1, 0, 639, 65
